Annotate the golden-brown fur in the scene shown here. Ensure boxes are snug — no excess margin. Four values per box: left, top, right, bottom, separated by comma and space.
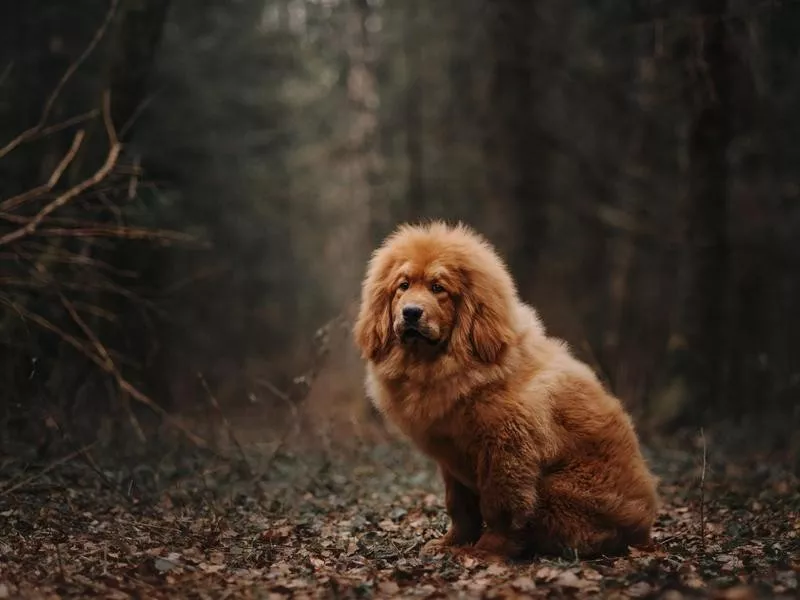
353, 221, 659, 560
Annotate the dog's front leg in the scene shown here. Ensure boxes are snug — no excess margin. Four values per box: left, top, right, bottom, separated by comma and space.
470, 445, 540, 560
421, 467, 482, 555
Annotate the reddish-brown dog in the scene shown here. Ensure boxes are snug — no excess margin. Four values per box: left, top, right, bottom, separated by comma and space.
353, 222, 659, 560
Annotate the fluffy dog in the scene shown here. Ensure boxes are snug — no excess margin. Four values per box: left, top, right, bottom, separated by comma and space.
353, 221, 659, 560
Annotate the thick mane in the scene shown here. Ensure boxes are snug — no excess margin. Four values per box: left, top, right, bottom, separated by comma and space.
355, 221, 521, 396
354, 220, 660, 562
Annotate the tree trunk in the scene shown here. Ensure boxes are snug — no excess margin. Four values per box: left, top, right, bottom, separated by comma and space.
404, 0, 426, 221
484, 0, 548, 296
668, 0, 732, 426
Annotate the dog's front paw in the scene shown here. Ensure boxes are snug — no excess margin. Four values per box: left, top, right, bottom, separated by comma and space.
420, 528, 470, 556
453, 545, 505, 564
470, 531, 518, 561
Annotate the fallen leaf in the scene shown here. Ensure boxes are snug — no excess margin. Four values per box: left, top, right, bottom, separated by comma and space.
485, 562, 507, 576
511, 576, 536, 593
627, 581, 653, 597
154, 557, 179, 573
378, 581, 400, 595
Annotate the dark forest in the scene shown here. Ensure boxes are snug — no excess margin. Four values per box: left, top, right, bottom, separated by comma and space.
0, 1, 797, 598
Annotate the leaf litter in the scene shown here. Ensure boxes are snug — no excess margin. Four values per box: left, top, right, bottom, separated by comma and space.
0, 427, 797, 599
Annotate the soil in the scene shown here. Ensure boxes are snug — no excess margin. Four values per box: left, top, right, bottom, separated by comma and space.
0, 419, 797, 599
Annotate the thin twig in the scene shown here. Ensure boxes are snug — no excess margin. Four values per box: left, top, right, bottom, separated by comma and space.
59, 294, 192, 445
0, 442, 97, 497
0, 296, 100, 361
35, 109, 99, 140
127, 154, 141, 200
0, 245, 138, 277
0, 277, 158, 313
0, 62, 12, 88
1, 212, 199, 246
34, 226, 202, 245
198, 373, 253, 476
59, 293, 113, 369
76, 441, 135, 504
258, 315, 348, 472
55, 543, 67, 582
254, 377, 300, 472
43, 414, 136, 505
0, 0, 118, 159
256, 378, 291, 403
0, 130, 86, 211
0, 92, 121, 247
0, 296, 206, 447
120, 94, 157, 138
699, 427, 707, 552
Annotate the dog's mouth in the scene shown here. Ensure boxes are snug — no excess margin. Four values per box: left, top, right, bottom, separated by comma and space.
399, 325, 439, 346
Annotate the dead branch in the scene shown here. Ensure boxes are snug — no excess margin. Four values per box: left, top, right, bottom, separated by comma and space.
0, 0, 118, 159
63, 300, 118, 322
257, 314, 349, 473
76, 441, 136, 504
256, 378, 291, 403
33, 226, 203, 245
127, 154, 141, 200
59, 294, 113, 371
96, 190, 124, 226
289, 313, 350, 402
0, 295, 102, 361
0, 245, 139, 278
59, 294, 146, 443
59, 294, 205, 446
0, 92, 121, 247
0, 295, 207, 448
198, 373, 253, 475
0, 130, 86, 211
0, 276, 156, 310
35, 109, 99, 140
699, 427, 707, 552
0, 62, 12, 88
0, 442, 98, 497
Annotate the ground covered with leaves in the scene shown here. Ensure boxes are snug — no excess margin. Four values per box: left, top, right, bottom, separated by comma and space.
0, 425, 798, 599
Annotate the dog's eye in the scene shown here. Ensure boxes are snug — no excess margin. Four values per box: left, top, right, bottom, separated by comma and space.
431, 283, 445, 294
398, 281, 409, 291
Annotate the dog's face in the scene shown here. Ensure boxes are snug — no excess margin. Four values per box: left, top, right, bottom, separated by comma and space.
389, 261, 458, 349
354, 222, 518, 366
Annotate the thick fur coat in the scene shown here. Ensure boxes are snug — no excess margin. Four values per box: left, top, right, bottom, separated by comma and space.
353, 222, 659, 560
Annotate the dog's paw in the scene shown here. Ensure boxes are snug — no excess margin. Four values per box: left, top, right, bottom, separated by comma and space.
453, 545, 505, 564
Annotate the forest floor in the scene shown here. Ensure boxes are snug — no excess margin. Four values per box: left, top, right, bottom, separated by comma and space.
0, 416, 798, 599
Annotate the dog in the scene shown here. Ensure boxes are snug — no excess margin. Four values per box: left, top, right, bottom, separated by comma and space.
353, 221, 659, 560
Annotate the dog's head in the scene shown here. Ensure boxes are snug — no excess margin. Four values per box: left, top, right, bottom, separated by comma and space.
354, 221, 518, 365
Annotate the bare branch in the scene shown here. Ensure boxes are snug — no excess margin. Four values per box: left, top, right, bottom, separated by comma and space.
0, 295, 207, 448
0, 92, 121, 247
0, 443, 98, 497
35, 109, 99, 140
0, 129, 86, 211
33, 226, 202, 245
0, 62, 13, 88
0, 0, 118, 159
198, 373, 253, 474
699, 428, 708, 552
59, 294, 146, 443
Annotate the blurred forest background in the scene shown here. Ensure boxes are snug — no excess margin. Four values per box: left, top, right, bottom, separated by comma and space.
1, 0, 798, 462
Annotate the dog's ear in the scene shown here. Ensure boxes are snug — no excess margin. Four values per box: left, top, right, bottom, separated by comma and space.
468, 301, 515, 363
353, 257, 394, 361
453, 271, 516, 363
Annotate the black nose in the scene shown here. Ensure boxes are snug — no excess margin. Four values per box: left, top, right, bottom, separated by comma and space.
402, 305, 423, 323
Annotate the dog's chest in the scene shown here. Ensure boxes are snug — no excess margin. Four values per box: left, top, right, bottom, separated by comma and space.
419, 430, 477, 489
366, 369, 478, 488
370, 375, 456, 429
